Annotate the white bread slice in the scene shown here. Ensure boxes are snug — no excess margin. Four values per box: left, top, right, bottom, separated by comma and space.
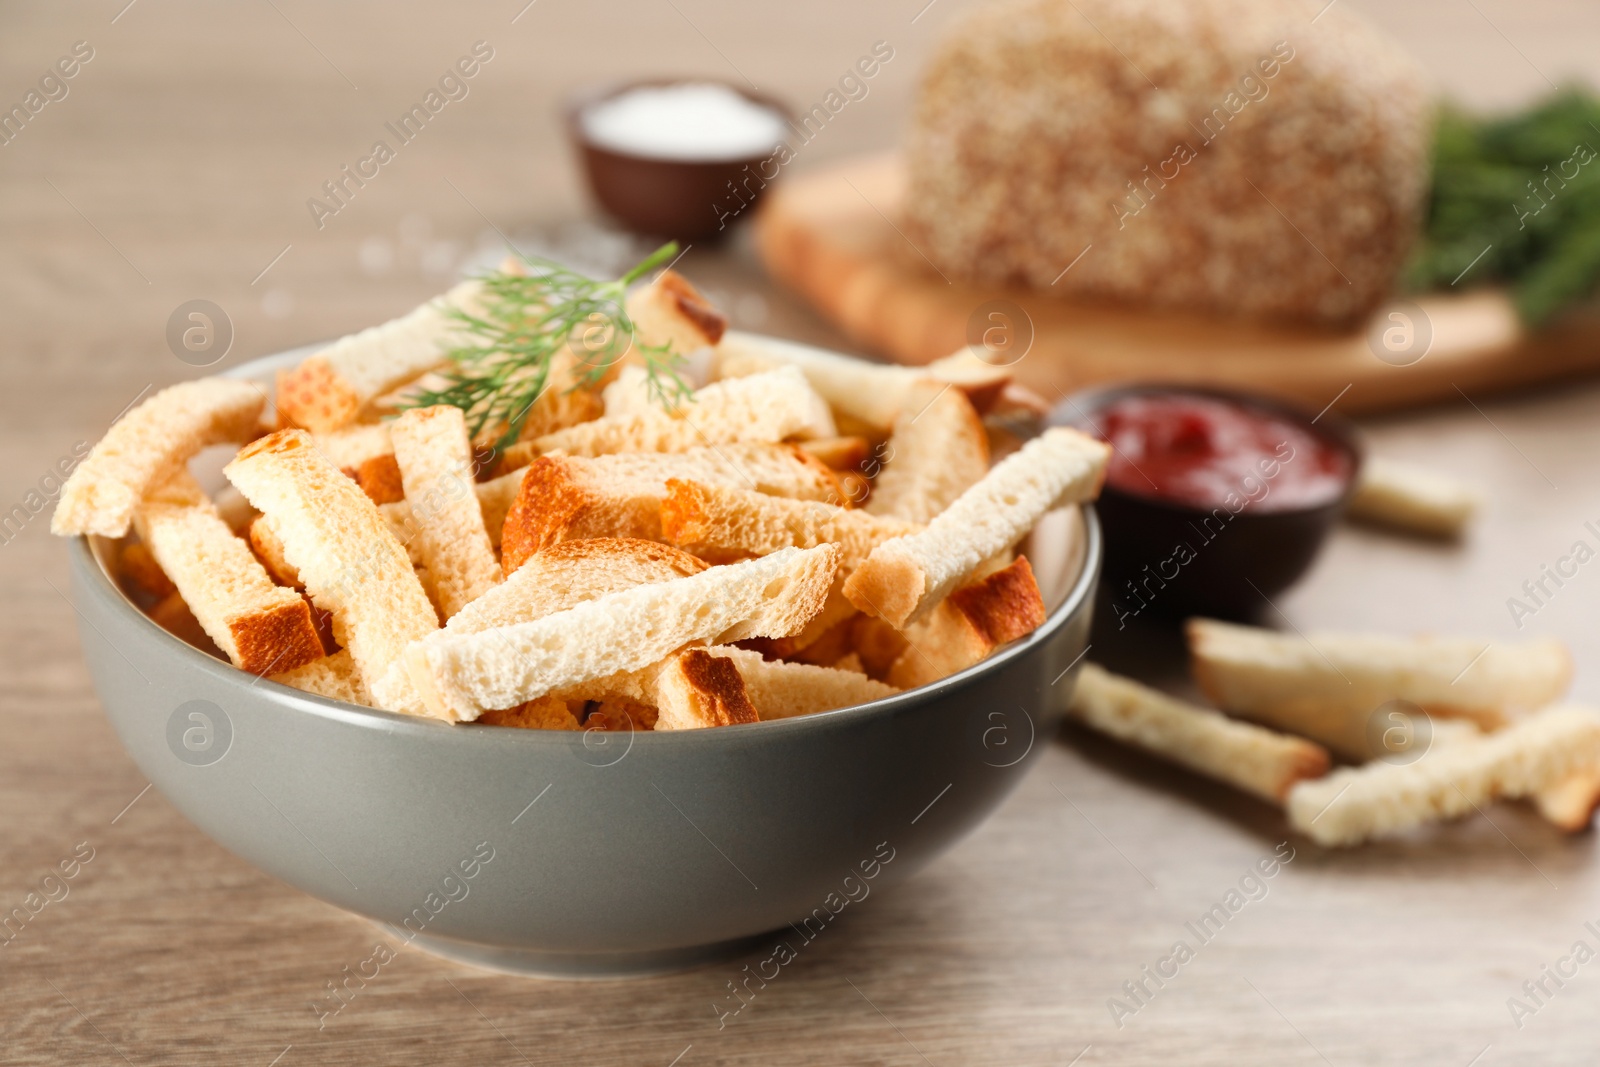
698, 646, 897, 721
1348, 456, 1481, 539
276, 279, 480, 432
224, 429, 438, 714
714, 332, 1010, 431
499, 445, 844, 573
310, 423, 392, 471
865, 379, 990, 524
270, 649, 370, 706
132, 470, 324, 675
388, 405, 500, 619
448, 538, 707, 635
1069, 664, 1330, 804
1286, 704, 1600, 846
379, 468, 524, 560
887, 556, 1046, 689
248, 515, 300, 587
526, 366, 835, 458
625, 268, 727, 355
402, 544, 838, 722
52, 378, 266, 537
844, 428, 1109, 628
660, 480, 919, 567
1187, 619, 1574, 759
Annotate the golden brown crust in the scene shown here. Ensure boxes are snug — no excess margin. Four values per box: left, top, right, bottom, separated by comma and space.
229, 596, 326, 676
947, 556, 1046, 647
798, 436, 871, 472
276, 357, 362, 433
674, 649, 759, 727
353, 454, 405, 505
654, 270, 727, 346
499, 456, 664, 574
247, 515, 301, 587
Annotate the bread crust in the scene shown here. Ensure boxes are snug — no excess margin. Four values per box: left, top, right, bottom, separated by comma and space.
52, 378, 265, 538
224, 429, 438, 713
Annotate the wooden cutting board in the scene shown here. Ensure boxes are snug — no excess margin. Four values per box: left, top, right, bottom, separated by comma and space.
755, 154, 1600, 414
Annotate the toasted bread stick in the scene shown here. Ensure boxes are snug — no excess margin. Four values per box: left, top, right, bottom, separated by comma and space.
1069, 664, 1331, 804
224, 429, 438, 714
388, 405, 500, 619
53, 378, 265, 537
887, 556, 1046, 688
499, 445, 843, 573
845, 428, 1108, 627
1348, 456, 1481, 539
275, 279, 480, 432
1187, 618, 1573, 759
866, 379, 989, 524
660, 480, 918, 567
402, 544, 838, 722
526, 366, 835, 458
133, 471, 324, 675
1287, 705, 1600, 846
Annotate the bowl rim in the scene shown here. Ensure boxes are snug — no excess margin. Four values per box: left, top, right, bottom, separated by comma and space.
1050, 380, 1365, 519
71, 350, 1103, 747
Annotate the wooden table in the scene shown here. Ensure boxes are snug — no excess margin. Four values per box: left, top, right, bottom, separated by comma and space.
4, 1, 1600, 1063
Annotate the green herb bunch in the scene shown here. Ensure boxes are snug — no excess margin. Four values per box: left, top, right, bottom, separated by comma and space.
1408, 90, 1600, 325
406, 242, 691, 449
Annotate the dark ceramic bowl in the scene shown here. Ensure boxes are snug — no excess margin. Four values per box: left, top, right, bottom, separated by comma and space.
1051, 383, 1362, 621
66, 345, 1101, 978
568, 80, 791, 242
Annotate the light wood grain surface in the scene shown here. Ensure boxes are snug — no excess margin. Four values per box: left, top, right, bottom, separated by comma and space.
4, 2, 1600, 1064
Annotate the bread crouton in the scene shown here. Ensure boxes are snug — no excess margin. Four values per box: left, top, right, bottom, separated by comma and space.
499, 445, 844, 573
275, 279, 480, 432
887, 556, 1046, 688
133, 470, 324, 675
1187, 619, 1574, 759
270, 649, 370, 706
866, 379, 989, 524
388, 405, 500, 619
1287, 705, 1600, 846
1068, 664, 1330, 804
845, 428, 1108, 627
660, 479, 919, 567
224, 429, 438, 714
402, 544, 838, 722
525, 366, 835, 458
52, 378, 266, 537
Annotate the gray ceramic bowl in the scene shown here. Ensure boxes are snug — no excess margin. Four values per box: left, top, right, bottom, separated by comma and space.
66, 346, 1102, 978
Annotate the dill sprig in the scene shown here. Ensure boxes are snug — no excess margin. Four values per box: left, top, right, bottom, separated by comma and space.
1407, 90, 1600, 325
406, 242, 691, 448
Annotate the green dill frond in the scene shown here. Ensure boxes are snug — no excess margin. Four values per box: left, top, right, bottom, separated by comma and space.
403, 242, 692, 448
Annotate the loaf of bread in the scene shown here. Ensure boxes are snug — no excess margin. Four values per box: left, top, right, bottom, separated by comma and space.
901, 0, 1430, 323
